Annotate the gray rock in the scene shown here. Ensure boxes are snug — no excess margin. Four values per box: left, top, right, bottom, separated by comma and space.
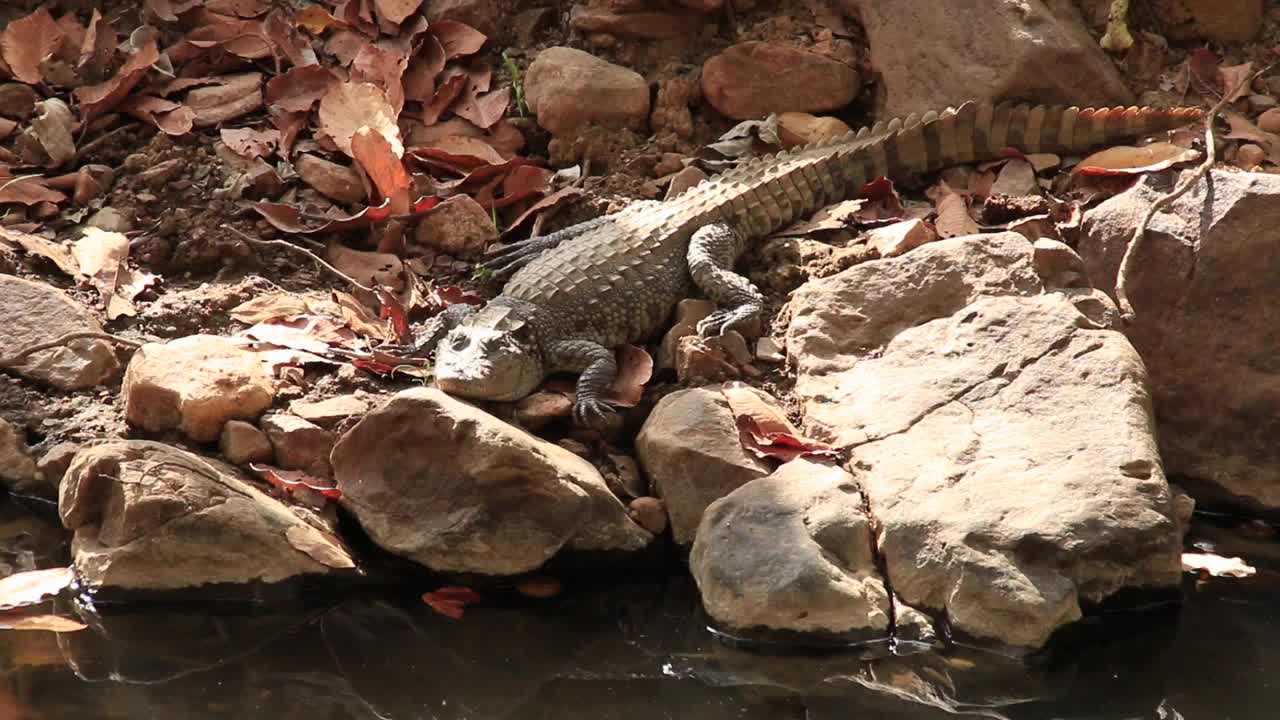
60, 440, 355, 591
332, 389, 650, 575
0, 275, 121, 390
635, 386, 773, 544
690, 458, 891, 635
1078, 170, 1280, 512
786, 232, 1181, 649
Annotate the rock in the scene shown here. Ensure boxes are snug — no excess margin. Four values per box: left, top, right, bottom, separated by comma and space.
786, 232, 1182, 648
260, 413, 335, 477
523, 47, 650, 135
122, 335, 275, 443
1032, 237, 1090, 289
288, 394, 370, 429
675, 335, 747, 384
756, 337, 785, 364
658, 298, 715, 369
424, 0, 500, 35
0, 275, 122, 390
777, 112, 851, 149
701, 42, 860, 120
332, 389, 651, 575
845, 0, 1133, 117
663, 165, 708, 199
1258, 108, 1280, 134
294, 153, 366, 205
1150, 0, 1262, 42
1234, 143, 1266, 170
1078, 170, 1280, 512
864, 219, 938, 258
60, 441, 355, 591
515, 391, 573, 430
85, 207, 134, 234
635, 387, 773, 544
569, 7, 700, 40
628, 496, 668, 535
0, 83, 38, 119
219, 419, 274, 466
894, 599, 939, 646
37, 442, 79, 488
651, 74, 699, 141
690, 458, 891, 636
0, 419, 40, 492
413, 194, 497, 258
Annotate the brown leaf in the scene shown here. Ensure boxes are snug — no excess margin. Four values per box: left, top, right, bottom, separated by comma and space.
264, 64, 336, 111
0, 567, 74, 611
221, 127, 280, 159
1, 8, 65, 85
1073, 142, 1201, 175
78, 9, 118, 77
1222, 112, 1280, 164
454, 86, 510, 129
1188, 48, 1220, 89
0, 226, 76, 273
73, 227, 152, 320
403, 34, 446, 103
263, 8, 319, 67
502, 186, 587, 237
327, 241, 405, 289
295, 6, 348, 34
375, 0, 424, 25
352, 127, 411, 215
1219, 62, 1254, 102
207, 0, 272, 17
332, 290, 393, 341
351, 43, 409, 114
52, 13, 86, 65
118, 95, 196, 136
605, 345, 653, 407
421, 69, 468, 125
318, 81, 403, 158
988, 158, 1039, 196
0, 173, 67, 206
230, 292, 314, 323
774, 199, 865, 237
932, 188, 979, 239
76, 38, 161, 120
240, 314, 364, 355
419, 135, 505, 165
429, 21, 486, 59
720, 381, 837, 462
0, 613, 87, 632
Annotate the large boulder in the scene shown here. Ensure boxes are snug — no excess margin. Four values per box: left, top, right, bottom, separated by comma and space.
690, 458, 891, 637
59, 440, 354, 591
332, 389, 651, 575
635, 386, 773, 544
0, 275, 121, 390
700, 42, 861, 120
1078, 170, 1280, 512
786, 233, 1182, 649
122, 335, 275, 443
844, 0, 1133, 118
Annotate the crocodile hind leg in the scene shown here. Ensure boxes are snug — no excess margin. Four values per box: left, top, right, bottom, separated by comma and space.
479, 214, 613, 281
688, 222, 765, 338
548, 339, 617, 427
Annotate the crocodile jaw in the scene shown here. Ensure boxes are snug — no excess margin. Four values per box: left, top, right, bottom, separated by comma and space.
434, 325, 544, 402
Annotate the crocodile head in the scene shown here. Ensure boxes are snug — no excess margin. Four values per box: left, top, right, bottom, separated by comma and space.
433, 307, 544, 402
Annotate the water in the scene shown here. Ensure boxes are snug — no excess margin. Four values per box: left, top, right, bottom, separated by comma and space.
2, 498, 1279, 720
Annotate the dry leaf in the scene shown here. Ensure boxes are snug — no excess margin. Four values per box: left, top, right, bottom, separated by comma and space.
221, 127, 280, 159
1222, 112, 1280, 164
351, 43, 409, 114
352, 126, 411, 214
721, 381, 837, 462
374, 0, 424, 26
0, 613, 87, 632
118, 95, 196, 135
0, 567, 74, 611
76, 38, 161, 120
0, 227, 76, 273
1218, 62, 1253, 102
988, 158, 1038, 196
285, 525, 356, 569
430, 21, 486, 59
318, 82, 403, 158
1074, 142, 1201, 175
326, 241, 405, 289
1182, 552, 1256, 578
295, 5, 347, 34
263, 8, 318, 67
0, 173, 67, 207
933, 190, 979, 238
774, 199, 865, 237
1, 8, 65, 85
332, 290, 392, 341
421, 69, 468, 125
230, 292, 314, 323
73, 227, 149, 320
264, 64, 339, 112
606, 345, 653, 407
864, 218, 938, 258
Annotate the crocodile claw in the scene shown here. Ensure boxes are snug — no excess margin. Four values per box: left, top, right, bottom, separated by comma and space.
573, 396, 615, 428
696, 305, 762, 339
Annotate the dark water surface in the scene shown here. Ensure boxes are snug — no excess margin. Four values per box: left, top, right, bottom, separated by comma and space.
2, 498, 1279, 720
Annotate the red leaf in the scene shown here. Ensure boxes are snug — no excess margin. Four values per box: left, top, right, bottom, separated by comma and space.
1189, 48, 1220, 89
375, 0, 424, 26
0, 174, 67, 206
352, 127, 412, 215
1, 8, 65, 85
427, 285, 485, 309
249, 463, 342, 498
721, 381, 838, 462
423, 586, 483, 619
421, 70, 467, 125
375, 286, 410, 340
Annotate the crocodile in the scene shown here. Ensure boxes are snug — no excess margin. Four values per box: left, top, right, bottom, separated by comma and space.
422, 101, 1202, 426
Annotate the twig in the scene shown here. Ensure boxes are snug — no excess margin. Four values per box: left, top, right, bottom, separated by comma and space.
1115, 67, 1267, 322
0, 331, 142, 368
73, 120, 138, 163
227, 226, 374, 293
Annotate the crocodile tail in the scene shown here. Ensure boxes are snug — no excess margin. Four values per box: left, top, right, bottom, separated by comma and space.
826, 101, 1204, 186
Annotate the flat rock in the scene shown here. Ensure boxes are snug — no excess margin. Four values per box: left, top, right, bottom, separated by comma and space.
701, 42, 860, 120
219, 420, 274, 466
635, 386, 773, 544
60, 440, 355, 591
0, 275, 121, 390
1078, 170, 1280, 512
332, 389, 651, 575
844, 0, 1133, 118
260, 413, 334, 477
122, 335, 275, 443
413, 194, 497, 258
294, 153, 366, 205
569, 7, 701, 40
288, 394, 370, 428
523, 47, 650, 135
786, 232, 1181, 649
691, 458, 891, 636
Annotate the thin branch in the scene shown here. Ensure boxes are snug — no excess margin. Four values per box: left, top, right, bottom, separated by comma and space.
0, 331, 141, 368
227, 226, 374, 294
1115, 66, 1268, 322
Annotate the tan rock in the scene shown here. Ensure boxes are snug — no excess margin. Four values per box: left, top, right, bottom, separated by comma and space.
0, 419, 40, 491
1258, 108, 1280, 134
332, 389, 651, 575
260, 413, 335, 477
864, 219, 938, 258
1151, 0, 1262, 42
122, 335, 275, 443
1078, 170, 1280, 512
294, 153, 366, 205
1032, 237, 1090, 289
657, 298, 715, 369
691, 458, 891, 636
60, 440, 355, 591
0, 275, 121, 390
786, 232, 1181, 649
37, 442, 79, 489
845, 0, 1133, 118
1234, 143, 1267, 170
628, 496, 668, 535
413, 194, 497, 258
515, 391, 573, 430
701, 42, 860, 120
635, 386, 773, 544
777, 112, 851, 149
523, 47, 650, 135
288, 394, 370, 428
219, 419, 274, 466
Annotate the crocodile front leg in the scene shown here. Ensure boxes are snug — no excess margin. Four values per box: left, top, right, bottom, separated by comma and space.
687, 222, 766, 338
548, 339, 617, 427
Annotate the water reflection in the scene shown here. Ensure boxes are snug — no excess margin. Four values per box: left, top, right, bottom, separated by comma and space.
1, 502, 1278, 719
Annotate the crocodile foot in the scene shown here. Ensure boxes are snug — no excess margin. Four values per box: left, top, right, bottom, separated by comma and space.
696, 303, 763, 339
573, 396, 615, 428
